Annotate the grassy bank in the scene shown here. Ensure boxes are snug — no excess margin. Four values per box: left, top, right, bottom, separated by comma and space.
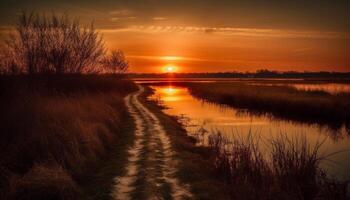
140, 86, 231, 199
182, 82, 350, 128
207, 133, 349, 199
0, 75, 137, 200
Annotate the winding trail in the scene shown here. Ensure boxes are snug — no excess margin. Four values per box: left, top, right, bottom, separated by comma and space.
111, 86, 192, 200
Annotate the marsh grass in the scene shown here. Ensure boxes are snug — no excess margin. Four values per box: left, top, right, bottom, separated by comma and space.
0, 75, 137, 199
208, 132, 349, 199
184, 82, 350, 129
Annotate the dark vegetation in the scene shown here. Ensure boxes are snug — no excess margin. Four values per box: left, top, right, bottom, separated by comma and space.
208, 133, 349, 199
130, 70, 350, 79
182, 82, 350, 131
0, 75, 137, 199
0, 12, 128, 74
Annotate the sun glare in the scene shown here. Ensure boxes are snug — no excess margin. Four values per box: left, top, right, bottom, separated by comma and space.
161, 56, 183, 61
163, 65, 178, 73
161, 86, 181, 101
163, 86, 177, 95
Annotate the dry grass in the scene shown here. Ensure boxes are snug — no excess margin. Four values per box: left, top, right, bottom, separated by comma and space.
0, 75, 137, 199
9, 163, 80, 200
208, 132, 349, 199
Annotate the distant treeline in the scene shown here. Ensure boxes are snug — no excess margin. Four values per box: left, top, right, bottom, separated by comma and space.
129, 70, 350, 79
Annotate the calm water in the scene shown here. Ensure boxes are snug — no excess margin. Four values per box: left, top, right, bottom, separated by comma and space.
148, 84, 350, 180
135, 78, 350, 94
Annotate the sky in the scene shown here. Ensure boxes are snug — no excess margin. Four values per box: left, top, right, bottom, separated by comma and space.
0, 0, 350, 73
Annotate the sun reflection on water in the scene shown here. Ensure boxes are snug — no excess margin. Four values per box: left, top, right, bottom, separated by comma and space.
160, 86, 182, 101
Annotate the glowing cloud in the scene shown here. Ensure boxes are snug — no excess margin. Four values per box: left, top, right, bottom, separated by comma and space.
161, 56, 183, 61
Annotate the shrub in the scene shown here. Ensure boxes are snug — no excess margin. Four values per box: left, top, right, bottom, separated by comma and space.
9, 163, 80, 200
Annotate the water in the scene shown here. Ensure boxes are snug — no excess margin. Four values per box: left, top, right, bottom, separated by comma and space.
148, 84, 350, 180
135, 78, 350, 94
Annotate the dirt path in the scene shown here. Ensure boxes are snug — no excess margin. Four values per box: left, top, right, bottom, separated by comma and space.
111, 85, 192, 200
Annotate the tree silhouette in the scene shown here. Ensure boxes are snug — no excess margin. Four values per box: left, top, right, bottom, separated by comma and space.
101, 50, 129, 74
0, 12, 128, 74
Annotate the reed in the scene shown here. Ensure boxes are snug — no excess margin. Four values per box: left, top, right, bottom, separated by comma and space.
208, 132, 349, 199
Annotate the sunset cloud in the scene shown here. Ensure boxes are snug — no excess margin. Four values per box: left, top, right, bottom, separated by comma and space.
100, 25, 350, 39
152, 17, 167, 21
110, 9, 133, 16
127, 55, 208, 62
0, 0, 349, 72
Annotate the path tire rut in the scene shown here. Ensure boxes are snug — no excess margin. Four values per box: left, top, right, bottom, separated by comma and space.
112, 86, 192, 200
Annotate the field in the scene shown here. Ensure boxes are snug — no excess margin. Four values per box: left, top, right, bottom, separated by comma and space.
0, 75, 137, 199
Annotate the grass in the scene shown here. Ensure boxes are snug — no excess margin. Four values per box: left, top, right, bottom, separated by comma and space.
81, 108, 136, 200
0, 74, 137, 200
207, 132, 349, 199
182, 82, 350, 128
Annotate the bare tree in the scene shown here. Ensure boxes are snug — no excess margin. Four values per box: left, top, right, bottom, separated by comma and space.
101, 50, 129, 74
1, 12, 127, 74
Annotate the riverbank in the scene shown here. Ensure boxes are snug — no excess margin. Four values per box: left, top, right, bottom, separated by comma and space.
143, 83, 349, 199
182, 82, 350, 128
140, 86, 230, 199
0, 75, 137, 200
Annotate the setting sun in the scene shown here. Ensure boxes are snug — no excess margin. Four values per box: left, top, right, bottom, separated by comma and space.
163, 65, 178, 73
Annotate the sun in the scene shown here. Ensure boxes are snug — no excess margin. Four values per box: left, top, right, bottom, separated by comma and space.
163, 65, 178, 73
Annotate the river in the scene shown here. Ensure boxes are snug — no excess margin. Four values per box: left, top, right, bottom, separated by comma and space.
146, 83, 350, 180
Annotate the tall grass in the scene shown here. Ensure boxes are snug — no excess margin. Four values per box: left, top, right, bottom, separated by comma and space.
0, 75, 137, 199
208, 133, 349, 199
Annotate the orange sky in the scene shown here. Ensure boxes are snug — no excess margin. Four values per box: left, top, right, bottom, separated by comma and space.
1, 0, 350, 73
102, 26, 350, 72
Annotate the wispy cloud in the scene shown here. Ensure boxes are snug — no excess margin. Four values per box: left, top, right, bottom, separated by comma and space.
109, 9, 137, 21
109, 9, 132, 16
126, 54, 292, 65
152, 17, 167, 21
99, 25, 350, 39
110, 17, 120, 22
127, 55, 213, 62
